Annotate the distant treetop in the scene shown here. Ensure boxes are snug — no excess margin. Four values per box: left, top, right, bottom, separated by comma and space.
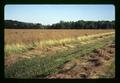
5, 20, 115, 29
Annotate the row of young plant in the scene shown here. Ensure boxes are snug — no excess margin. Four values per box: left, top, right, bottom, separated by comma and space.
5, 35, 115, 78
5, 32, 115, 56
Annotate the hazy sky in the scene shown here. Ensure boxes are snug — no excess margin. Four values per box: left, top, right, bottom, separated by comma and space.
5, 5, 115, 25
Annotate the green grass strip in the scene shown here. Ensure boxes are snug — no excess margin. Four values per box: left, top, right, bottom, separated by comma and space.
5, 36, 115, 78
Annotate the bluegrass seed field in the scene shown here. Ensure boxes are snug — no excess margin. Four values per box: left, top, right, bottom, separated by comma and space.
4, 29, 115, 79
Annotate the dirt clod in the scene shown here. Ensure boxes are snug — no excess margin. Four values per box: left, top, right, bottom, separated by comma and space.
80, 73, 88, 78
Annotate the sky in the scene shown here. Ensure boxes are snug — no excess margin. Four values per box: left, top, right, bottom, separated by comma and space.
5, 5, 115, 25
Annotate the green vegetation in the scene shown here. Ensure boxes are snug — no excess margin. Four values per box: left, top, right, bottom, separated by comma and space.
5, 20, 115, 29
5, 36, 115, 78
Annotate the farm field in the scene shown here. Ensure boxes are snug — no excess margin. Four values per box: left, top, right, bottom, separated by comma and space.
4, 29, 115, 79
5, 29, 114, 44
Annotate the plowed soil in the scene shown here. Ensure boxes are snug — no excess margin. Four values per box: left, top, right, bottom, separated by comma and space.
45, 43, 115, 79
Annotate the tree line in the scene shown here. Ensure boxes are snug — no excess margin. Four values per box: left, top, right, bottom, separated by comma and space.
5, 20, 115, 29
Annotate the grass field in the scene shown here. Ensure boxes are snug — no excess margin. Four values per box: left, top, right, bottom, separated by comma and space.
5, 29, 113, 44
4, 29, 115, 79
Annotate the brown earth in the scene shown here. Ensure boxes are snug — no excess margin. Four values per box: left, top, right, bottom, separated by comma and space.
45, 43, 115, 79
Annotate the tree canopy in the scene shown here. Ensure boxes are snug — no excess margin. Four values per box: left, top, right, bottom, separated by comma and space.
5, 20, 115, 29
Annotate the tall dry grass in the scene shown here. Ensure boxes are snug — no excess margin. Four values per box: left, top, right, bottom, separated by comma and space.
5, 29, 114, 45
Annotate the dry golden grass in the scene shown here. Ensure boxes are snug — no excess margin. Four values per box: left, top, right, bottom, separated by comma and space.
5, 29, 114, 45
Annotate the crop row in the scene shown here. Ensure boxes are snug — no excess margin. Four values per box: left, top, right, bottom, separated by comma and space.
5, 35, 115, 78
5, 32, 115, 56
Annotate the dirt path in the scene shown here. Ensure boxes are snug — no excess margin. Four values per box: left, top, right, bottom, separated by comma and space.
45, 43, 115, 79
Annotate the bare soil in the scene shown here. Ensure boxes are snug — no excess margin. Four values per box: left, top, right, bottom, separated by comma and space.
45, 43, 115, 79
